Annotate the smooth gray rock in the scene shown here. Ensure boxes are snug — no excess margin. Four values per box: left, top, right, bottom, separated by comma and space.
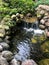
21, 59, 37, 65
2, 51, 13, 61
0, 42, 9, 50
0, 45, 3, 52
10, 58, 20, 65
0, 56, 9, 65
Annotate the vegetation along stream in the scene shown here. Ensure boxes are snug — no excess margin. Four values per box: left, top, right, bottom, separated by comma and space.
0, 0, 49, 65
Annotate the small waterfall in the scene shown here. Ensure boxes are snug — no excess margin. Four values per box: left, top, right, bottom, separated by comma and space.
24, 21, 39, 29
12, 20, 44, 62
23, 21, 39, 33
24, 22, 31, 28
33, 21, 39, 29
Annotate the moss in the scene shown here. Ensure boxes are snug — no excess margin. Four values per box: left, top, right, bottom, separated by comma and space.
31, 38, 37, 44
39, 34, 46, 41
41, 40, 49, 53
39, 59, 49, 65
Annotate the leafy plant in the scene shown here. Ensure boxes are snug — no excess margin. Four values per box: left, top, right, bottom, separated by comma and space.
35, 0, 49, 7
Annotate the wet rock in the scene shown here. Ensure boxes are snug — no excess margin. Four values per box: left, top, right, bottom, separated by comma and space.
0, 45, 3, 52
0, 42, 9, 50
2, 51, 13, 61
0, 56, 9, 65
21, 59, 37, 65
31, 33, 46, 44
39, 59, 49, 65
10, 58, 20, 65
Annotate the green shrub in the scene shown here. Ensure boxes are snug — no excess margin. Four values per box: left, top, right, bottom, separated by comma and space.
35, 0, 49, 7
2, 0, 35, 14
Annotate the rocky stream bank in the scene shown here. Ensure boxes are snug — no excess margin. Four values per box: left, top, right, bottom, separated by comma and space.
0, 4, 49, 65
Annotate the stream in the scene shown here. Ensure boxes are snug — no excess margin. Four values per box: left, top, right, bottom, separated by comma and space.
10, 21, 45, 62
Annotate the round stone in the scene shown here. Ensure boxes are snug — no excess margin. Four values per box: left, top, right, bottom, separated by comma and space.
2, 51, 13, 61
40, 10, 45, 15
11, 15, 16, 19
45, 22, 49, 26
40, 19, 45, 24
22, 59, 37, 65
0, 56, 9, 65
39, 25, 45, 29
10, 58, 20, 65
0, 42, 9, 50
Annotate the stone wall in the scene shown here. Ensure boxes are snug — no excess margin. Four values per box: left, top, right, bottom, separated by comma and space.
36, 5, 49, 37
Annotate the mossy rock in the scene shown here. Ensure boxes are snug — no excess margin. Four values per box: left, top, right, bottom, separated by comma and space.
39, 35, 46, 42
39, 59, 49, 65
31, 38, 37, 44
41, 40, 49, 53
0, 33, 5, 37
31, 34, 46, 44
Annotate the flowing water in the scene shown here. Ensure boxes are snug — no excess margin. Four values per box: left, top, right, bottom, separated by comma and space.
10, 20, 45, 62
